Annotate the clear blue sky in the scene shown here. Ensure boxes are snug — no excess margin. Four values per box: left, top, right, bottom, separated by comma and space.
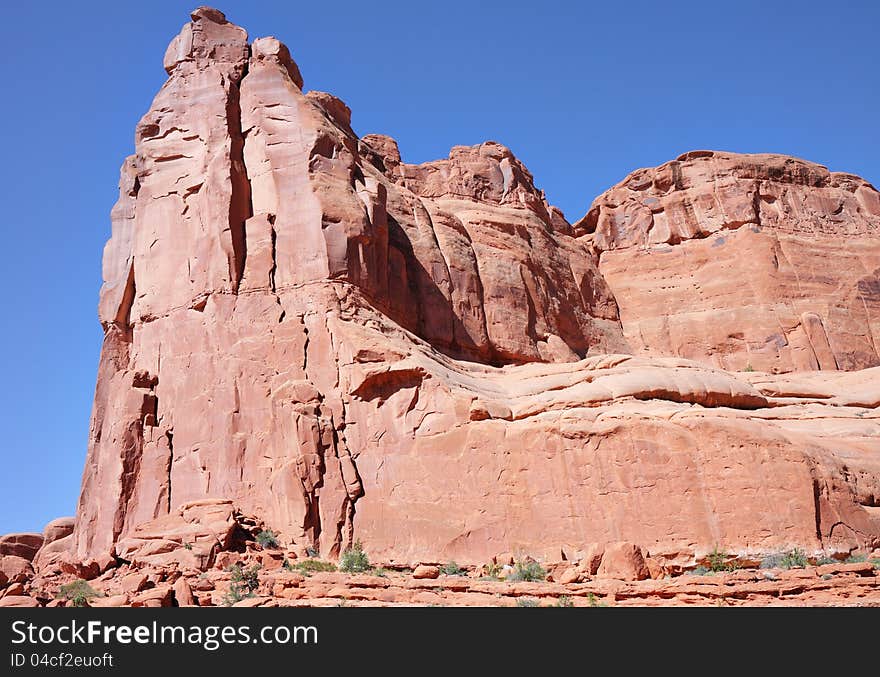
2, 0, 877, 534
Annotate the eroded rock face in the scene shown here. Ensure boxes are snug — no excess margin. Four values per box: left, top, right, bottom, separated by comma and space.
0, 534, 43, 562
71, 7, 880, 569
42, 518, 75, 547
578, 151, 880, 372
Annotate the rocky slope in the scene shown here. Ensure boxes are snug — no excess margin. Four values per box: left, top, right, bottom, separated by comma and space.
3, 6, 879, 607
5, 506, 880, 607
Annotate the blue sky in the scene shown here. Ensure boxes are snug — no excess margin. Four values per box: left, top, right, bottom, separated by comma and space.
2, 0, 877, 534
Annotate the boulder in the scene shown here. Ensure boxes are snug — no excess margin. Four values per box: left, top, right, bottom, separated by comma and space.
596, 543, 650, 581
0, 533, 44, 561
42, 518, 75, 546
0, 556, 34, 584
0, 595, 40, 608
412, 565, 440, 580
173, 577, 196, 606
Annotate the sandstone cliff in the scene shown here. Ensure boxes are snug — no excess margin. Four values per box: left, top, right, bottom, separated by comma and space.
67, 6, 880, 573
579, 150, 880, 372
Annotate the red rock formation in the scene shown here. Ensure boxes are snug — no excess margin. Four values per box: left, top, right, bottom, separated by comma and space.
579, 150, 880, 372
0, 533, 43, 561
61, 6, 879, 579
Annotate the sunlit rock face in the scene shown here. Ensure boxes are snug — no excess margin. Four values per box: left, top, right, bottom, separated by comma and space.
71, 8, 880, 569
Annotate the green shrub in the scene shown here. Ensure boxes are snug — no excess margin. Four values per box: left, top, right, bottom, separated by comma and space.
282, 558, 293, 571
223, 563, 260, 606
481, 562, 502, 580
232, 563, 261, 591
516, 597, 539, 607
707, 546, 731, 572
742, 364, 755, 372
293, 559, 337, 575
692, 565, 712, 576
339, 541, 370, 573
58, 580, 101, 607
556, 596, 574, 607
440, 561, 465, 576
255, 530, 279, 549
588, 592, 607, 607
507, 559, 546, 583
760, 554, 782, 569
761, 548, 808, 570
223, 586, 250, 606
781, 548, 808, 568
844, 553, 880, 568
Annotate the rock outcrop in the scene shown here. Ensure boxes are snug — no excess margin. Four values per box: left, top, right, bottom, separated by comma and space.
51, 5, 880, 588
0, 533, 43, 561
579, 150, 880, 372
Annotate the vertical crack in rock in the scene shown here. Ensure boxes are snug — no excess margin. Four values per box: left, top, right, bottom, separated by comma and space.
226, 73, 252, 292
165, 429, 174, 515
114, 262, 136, 329
812, 477, 823, 542
115, 419, 145, 544
268, 214, 278, 295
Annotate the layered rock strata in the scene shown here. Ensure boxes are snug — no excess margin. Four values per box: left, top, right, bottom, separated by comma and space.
61, 6, 880, 574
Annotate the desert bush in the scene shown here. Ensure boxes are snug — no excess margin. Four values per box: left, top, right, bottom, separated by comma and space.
223, 563, 260, 606
58, 580, 101, 607
481, 562, 503, 580
516, 597, 539, 607
440, 561, 465, 576
843, 553, 880, 568
707, 546, 731, 572
556, 596, 574, 607
588, 592, 607, 607
339, 541, 370, 573
761, 548, 808, 570
507, 559, 546, 583
780, 548, 808, 568
256, 529, 279, 549
231, 563, 261, 591
223, 586, 249, 606
294, 559, 337, 575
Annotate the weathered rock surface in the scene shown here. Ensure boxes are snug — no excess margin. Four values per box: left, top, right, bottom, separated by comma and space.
596, 542, 649, 581
0, 555, 34, 584
0, 533, 44, 561
579, 151, 880, 372
412, 564, 440, 579
115, 499, 241, 569
42, 518, 75, 546
0, 596, 41, 608
61, 5, 880, 594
